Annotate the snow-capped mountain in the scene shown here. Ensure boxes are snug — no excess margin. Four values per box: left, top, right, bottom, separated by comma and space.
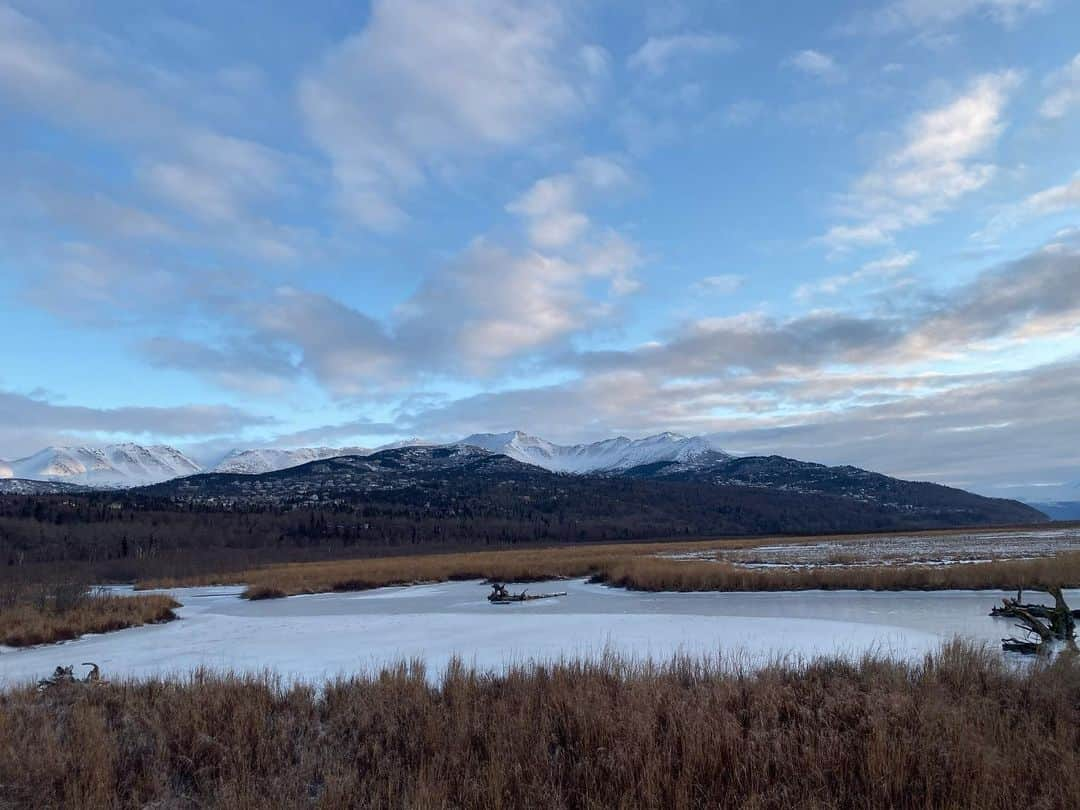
0, 433, 728, 487
456, 431, 729, 473
1, 444, 201, 487
213, 446, 369, 475
211, 439, 434, 475
375, 437, 434, 451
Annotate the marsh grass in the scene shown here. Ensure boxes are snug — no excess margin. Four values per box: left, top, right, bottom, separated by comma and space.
133, 531, 1080, 599
0, 584, 179, 647
1, 642, 1078, 808
594, 550, 1080, 592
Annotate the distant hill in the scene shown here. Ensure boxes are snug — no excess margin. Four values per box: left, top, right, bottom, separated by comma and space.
212, 446, 371, 475
1028, 501, 1080, 521
140, 445, 1046, 533
0, 478, 91, 495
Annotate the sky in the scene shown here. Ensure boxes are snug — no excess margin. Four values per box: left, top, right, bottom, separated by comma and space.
1, 0, 1078, 500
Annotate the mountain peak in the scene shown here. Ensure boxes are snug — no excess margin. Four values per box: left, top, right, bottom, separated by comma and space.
454, 431, 728, 474
5, 443, 200, 487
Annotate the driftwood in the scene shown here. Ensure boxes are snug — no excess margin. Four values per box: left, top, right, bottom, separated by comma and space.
36, 662, 104, 691
1002, 638, 1041, 654
82, 662, 101, 683
992, 587, 1076, 654
990, 588, 1080, 620
36, 665, 76, 691
488, 583, 567, 604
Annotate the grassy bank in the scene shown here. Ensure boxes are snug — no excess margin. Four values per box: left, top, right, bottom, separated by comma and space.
131, 530, 1080, 599
2, 642, 1078, 808
0, 584, 179, 647
593, 550, 1080, 592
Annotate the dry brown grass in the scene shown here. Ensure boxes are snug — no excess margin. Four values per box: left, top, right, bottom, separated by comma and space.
1, 642, 1078, 808
0, 589, 179, 647
595, 551, 1080, 592
132, 529, 1080, 599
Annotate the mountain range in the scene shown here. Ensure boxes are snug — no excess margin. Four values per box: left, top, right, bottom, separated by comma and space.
0, 434, 1063, 528
0, 432, 733, 486
140, 444, 1046, 531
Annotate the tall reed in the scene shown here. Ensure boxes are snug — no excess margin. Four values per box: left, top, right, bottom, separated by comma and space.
1, 642, 1077, 808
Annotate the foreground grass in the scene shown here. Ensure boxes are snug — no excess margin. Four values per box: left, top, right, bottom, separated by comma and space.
136, 529, 1080, 599
1, 643, 1078, 809
0, 591, 179, 647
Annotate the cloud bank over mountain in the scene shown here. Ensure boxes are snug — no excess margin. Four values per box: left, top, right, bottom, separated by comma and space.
0, 0, 1078, 500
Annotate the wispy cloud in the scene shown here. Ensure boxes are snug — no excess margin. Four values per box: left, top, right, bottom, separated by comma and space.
143, 158, 641, 392
795, 251, 918, 300
691, 275, 746, 295
1040, 51, 1080, 120
783, 50, 845, 82
507, 156, 632, 249
575, 241, 1080, 377
298, 0, 599, 231
846, 0, 1047, 34
627, 31, 737, 76
0, 3, 307, 262
976, 172, 1080, 238
822, 71, 1020, 251
0, 388, 270, 458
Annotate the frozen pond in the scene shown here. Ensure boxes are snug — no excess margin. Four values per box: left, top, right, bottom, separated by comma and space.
1, 579, 1070, 686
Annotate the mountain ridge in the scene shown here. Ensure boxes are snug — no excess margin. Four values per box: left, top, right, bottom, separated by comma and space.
0, 443, 201, 487
138, 445, 1047, 531
0, 432, 735, 484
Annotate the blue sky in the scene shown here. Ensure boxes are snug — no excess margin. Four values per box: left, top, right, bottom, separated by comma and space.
1, 0, 1079, 498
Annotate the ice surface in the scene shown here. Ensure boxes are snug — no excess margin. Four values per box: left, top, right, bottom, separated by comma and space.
1, 579, 1066, 686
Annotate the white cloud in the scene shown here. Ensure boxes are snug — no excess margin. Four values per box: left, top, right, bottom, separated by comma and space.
575, 241, 1080, 383
692, 274, 746, 295
823, 71, 1020, 251
507, 156, 631, 249
0, 5, 165, 138
298, 0, 597, 230
722, 100, 765, 127
627, 32, 736, 76
976, 172, 1080, 239
146, 158, 642, 390
1040, 52, 1080, 120
1025, 174, 1080, 213
138, 133, 284, 224
784, 50, 845, 82
399, 158, 641, 373
400, 242, 606, 372
0, 387, 269, 458
0, 5, 304, 262
854, 0, 1046, 33
796, 251, 918, 300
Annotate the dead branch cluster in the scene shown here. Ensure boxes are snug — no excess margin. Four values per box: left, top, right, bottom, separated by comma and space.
991, 586, 1077, 654
36, 662, 103, 691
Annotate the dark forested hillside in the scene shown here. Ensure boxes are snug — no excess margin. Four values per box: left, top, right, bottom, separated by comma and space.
0, 446, 1044, 582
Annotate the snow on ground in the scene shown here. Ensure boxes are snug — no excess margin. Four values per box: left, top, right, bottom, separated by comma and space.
660, 527, 1080, 569
2, 579, 1062, 686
